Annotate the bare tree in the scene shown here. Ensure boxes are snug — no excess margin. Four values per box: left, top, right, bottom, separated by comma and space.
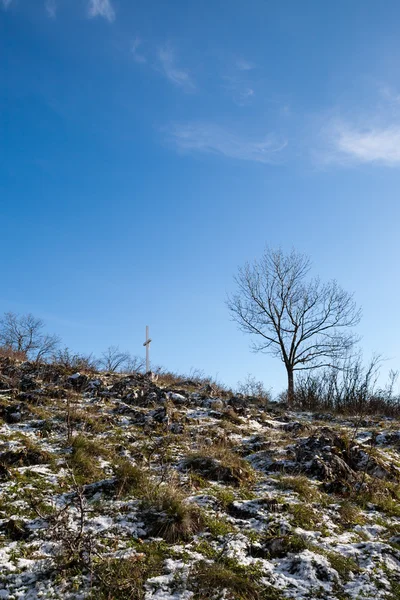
227, 248, 361, 405
52, 347, 98, 371
125, 355, 146, 374
98, 346, 131, 372
0, 312, 60, 362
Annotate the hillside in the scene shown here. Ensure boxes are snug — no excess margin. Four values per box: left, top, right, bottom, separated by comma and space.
1, 357, 400, 599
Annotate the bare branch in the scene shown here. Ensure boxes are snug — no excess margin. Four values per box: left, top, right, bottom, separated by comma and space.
0, 312, 60, 362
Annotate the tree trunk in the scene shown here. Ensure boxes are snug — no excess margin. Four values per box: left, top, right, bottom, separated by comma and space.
287, 367, 294, 407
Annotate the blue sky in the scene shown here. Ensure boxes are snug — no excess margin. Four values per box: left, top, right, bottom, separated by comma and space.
1, 0, 400, 392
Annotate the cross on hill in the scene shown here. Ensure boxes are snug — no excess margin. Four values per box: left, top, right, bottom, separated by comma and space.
143, 325, 152, 373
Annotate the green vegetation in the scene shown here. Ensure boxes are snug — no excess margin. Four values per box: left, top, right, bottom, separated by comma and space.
204, 513, 237, 536
290, 502, 321, 529
183, 444, 256, 487
338, 501, 366, 527
93, 541, 167, 600
140, 484, 205, 543
67, 434, 108, 484
114, 458, 149, 498
277, 475, 322, 502
189, 558, 284, 600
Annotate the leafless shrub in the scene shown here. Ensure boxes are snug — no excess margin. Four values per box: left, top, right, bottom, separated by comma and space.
294, 354, 400, 416
29, 471, 95, 574
125, 355, 146, 374
0, 312, 60, 362
236, 374, 272, 403
52, 347, 98, 372
98, 346, 131, 372
0, 345, 27, 361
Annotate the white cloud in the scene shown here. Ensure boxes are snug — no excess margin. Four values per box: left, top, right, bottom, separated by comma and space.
166, 122, 287, 164
88, 0, 115, 22
317, 86, 400, 167
1, 0, 13, 9
236, 58, 255, 71
157, 44, 195, 91
329, 122, 400, 166
131, 37, 146, 64
45, 0, 57, 18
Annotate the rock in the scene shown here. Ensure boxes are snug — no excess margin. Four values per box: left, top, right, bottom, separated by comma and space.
292, 427, 394, 485
169, 422, 184, 434
19, 376, 37, 392
0, 447, 52, 467
2, 404, 24, 424
6, 411, 21, 424
282, 421, 309, 435
146, 391, 159, 404
208, 410, 224, 419
0, 464, 12, 480
3, 519, 30, 541
180, 456, 247, 486
241, 434, 270, 453
166, 392, 187, 404
145, 371, 158, 382
227, 396, 246, 409
150, 406, 168, 423
310, 454, 355, 481
67, 373, 88, 389
203, 398, 224, 410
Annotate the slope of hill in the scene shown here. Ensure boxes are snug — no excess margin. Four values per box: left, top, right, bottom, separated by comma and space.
1, 357, 400, 599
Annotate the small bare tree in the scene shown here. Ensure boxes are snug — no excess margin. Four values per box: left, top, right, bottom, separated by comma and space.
52, 347, 98, 371
237, 374, 272, 403
0, 312, 60, 362
125, 355, 146, 374
227, 248, 361, 405
98, 345, 131, 372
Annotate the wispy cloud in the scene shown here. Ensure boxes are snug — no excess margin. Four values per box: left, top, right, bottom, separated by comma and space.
88, 0, 115, 22
45, 0, 57, 18
1, 0, 13, 9
131, 37, 146, 64
221, 58, 256, 106
157, 44, 195, 92
166, 122, 287, 164
320, 85, 400, 167
324, 120, 400, 166
222, 75, 255, 106
236, 58, 255, 71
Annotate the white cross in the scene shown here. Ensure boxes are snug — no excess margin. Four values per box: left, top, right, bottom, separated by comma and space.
143, 325, 152, 373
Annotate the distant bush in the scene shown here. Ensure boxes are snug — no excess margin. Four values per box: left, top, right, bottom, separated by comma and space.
155, 366, 232, 395
52, 347, 98, 372
0, 345, 27, 361
0, 312, 59, 362
236, 374, 272, 403
98, 346, 145, 373
294, 355, 400, 417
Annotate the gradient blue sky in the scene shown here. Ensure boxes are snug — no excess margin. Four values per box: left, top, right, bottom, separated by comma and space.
1, 0, 400, 392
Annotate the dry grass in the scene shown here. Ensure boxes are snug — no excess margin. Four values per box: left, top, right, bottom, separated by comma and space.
277, 475, 322, 502
114, 459, 149, 498
67, 434, 108, 484
182, 444, 256, 487
94, 541, 166, 600
189, 559, 283, 600
140, 484, 204, 543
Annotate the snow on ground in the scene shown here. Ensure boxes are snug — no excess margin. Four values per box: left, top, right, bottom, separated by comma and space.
1, 359, 400, 598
